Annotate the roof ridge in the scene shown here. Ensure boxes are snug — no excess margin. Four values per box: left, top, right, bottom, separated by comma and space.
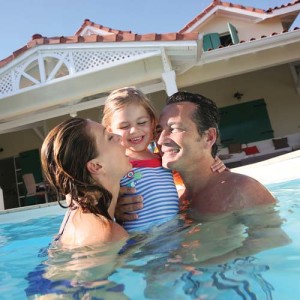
179, 0, 300, 33
75, 19, 133, 36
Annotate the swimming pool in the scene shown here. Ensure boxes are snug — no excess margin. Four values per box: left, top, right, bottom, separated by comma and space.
0, 177, 299, 299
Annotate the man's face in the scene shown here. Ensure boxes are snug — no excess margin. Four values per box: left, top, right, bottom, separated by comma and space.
156, 102, 206, 171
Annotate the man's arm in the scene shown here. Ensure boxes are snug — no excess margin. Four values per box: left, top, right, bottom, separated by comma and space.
115, 186, 143, 222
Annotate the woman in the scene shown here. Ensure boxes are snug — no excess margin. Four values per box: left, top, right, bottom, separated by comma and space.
41, 117, 132, 248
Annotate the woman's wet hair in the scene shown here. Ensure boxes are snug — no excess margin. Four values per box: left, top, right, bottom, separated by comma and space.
166, 91, 220, 157
41, 117, 112, 220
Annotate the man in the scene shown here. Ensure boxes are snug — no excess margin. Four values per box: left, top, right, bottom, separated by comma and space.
116, 91, 275, 219
114, 92, 287, 300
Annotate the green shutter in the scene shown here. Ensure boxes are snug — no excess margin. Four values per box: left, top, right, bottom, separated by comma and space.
228, 23, 239, 44
203, 33, 221, 51
219, 99, 274, 146
19, 149, 43, 183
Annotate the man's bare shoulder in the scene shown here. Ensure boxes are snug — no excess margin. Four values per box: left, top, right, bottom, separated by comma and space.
222, 171, 276, 206
190, 171, 276, 214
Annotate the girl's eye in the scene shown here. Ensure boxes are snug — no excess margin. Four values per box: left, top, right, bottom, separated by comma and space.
138, 120, 148, 125
119, 125, 129, 130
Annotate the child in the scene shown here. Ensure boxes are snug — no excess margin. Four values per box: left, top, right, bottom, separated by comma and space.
102, 87, 223, 231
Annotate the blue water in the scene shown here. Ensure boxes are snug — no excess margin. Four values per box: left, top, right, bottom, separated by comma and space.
0, 179, 299, 299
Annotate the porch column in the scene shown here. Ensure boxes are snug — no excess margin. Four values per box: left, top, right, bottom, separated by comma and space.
160, 47, 178, 96
162, 70, 178, 96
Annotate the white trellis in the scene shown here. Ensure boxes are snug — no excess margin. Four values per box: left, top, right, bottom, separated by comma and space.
0, 47, 159, 98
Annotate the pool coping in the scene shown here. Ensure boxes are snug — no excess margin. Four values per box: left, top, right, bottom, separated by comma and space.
0, 200, 67, 215
233, 149, 300, 184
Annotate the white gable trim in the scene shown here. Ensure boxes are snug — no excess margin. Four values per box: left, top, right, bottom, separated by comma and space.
183, 6, 265, 33
79, 25, 115, 36
260, 3, 300, 21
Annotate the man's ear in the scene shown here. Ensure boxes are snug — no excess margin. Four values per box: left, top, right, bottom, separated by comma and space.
205, 128, 217, 147
86, 160, 103, 175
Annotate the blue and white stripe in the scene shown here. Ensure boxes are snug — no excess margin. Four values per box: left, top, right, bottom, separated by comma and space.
120, 167, 179, 231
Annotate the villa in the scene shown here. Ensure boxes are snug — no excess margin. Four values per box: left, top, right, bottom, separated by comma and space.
1, 0, 300, 209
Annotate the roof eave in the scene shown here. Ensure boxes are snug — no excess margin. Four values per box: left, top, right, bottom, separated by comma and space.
198, 29, 300, 65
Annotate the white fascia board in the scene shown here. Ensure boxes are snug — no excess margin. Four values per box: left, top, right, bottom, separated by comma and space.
0, 96, 107, 133
0, 49, 161, 100
258, 3, 300, 21
184, 7, 219, 33
0, 40, 197, 75
184, 6, 264, 33
0, 81, 166, 134
198, 29, 300, 65
216, 7, 265, 20
0, 121, 45, 134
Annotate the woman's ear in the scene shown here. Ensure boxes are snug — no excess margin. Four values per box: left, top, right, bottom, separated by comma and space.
86, 160, 103, 175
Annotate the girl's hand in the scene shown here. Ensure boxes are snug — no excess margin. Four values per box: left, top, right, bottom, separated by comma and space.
211, 156, 228, 173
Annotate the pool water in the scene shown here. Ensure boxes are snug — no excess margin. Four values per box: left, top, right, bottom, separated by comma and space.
0, 179, 299, 299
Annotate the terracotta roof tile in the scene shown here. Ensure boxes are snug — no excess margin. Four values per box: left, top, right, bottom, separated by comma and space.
265, 0, 300, 12
75, 19, 133, 36
179, 1, 299, 34
1, 1, 299, 69
0, 19, 198, 69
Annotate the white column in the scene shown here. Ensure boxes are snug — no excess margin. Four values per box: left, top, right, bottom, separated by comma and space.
162, 70, 178, 96
160, 47, 178, 96
0, 187, 4, 210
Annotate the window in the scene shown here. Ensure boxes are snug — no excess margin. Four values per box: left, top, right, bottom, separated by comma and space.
203, 23, 239, 51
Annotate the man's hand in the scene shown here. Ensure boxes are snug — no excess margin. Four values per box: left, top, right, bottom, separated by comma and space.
115, 186, 143, 222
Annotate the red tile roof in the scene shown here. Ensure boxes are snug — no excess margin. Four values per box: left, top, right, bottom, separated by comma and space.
1, 1, 300, 69
179, 0, 300, 33
0, 19, 198, 69
265, 0, 300, 12
75, 19, 133, 35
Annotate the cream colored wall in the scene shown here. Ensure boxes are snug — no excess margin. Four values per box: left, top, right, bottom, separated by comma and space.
197, 15, 283, 41
0, 130, 42, 160
0, 107, 102, 160
183, 64, 300, 138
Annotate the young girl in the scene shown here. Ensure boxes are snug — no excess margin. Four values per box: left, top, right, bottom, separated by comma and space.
102, 87, 223, 231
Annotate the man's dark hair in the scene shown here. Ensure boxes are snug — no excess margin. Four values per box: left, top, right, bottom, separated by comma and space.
166, 91, 220, 157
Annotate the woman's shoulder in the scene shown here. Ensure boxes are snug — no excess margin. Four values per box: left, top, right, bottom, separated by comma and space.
61, 211, 126, 247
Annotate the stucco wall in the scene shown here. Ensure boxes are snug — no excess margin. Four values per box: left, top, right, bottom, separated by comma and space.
196, 15, 283, 41
182, 64, 300, 138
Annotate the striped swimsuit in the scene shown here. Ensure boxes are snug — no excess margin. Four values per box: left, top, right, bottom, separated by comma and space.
120, 157, 179, 232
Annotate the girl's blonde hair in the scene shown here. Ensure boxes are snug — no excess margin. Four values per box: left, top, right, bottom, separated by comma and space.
102, 87, 157, 130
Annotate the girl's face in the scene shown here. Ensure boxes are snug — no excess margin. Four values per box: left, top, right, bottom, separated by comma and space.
108, 103, 154, 156
89, 120, 132, 179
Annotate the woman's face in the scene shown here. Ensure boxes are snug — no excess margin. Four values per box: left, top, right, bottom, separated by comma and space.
88, 120, 132, 179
